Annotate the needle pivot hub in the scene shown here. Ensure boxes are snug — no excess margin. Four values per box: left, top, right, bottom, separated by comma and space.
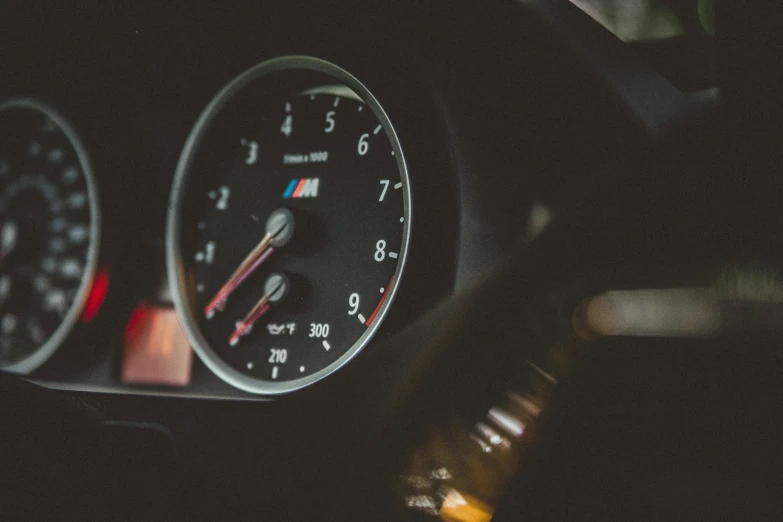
266, 208, 295, 248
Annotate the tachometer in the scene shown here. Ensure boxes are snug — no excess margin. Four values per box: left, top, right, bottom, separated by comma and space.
167, 56, 411, 394
0, 98, 101, 373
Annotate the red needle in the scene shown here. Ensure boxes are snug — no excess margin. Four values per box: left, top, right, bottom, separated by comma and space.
229, 272, 289, 346
205, 233, 273, 318
204, 209, 294, 319
229, 296, 270, 346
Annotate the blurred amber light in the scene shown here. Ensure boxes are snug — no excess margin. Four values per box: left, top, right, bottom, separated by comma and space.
121, 305, 192, 387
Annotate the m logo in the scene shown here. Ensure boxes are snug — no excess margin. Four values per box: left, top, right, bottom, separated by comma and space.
282, 178, 320, 199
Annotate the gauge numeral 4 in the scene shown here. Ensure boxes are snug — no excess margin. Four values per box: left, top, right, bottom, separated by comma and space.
280, 115, 293, 137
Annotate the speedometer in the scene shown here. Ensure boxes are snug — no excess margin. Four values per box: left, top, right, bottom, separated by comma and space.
167, 56, 411, 394
0, 98, 101, 373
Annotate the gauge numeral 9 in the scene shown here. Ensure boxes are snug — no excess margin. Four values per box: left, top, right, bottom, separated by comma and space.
348, 293, 360, 315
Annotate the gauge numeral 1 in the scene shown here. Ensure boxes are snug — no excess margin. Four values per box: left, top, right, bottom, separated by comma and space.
348, 293, 360, 315
195, 241, 216, 264
358, 133, 369, 156
379, 180, 389, 201
324, 111, 336, 133
374, 240, 386, 262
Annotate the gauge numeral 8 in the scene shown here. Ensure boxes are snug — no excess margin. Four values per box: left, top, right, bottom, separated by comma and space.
374, 240, 386, 262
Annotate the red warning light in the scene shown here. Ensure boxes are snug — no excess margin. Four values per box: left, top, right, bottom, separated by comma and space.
80, 267, 109, 324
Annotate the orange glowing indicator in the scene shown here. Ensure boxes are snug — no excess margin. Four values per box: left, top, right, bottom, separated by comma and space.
121, 305, 192, 387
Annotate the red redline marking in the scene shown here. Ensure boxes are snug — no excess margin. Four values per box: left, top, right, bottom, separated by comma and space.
80, 267, 110, 323
291, 178, 307, 198
366, 276, 393, 327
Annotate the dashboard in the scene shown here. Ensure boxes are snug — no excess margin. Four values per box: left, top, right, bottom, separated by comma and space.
2, 1, 781, 520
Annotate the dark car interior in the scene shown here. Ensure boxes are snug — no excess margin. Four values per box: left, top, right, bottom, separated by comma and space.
1, 1, 782, 520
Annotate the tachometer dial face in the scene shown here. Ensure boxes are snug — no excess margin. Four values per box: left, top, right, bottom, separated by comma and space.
0, 99, 101, 373
167, 57, 411, 394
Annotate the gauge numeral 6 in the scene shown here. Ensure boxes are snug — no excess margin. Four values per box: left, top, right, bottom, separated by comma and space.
358, 133, 369, 156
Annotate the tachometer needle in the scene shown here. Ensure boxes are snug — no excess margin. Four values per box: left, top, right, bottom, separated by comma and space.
229, 272, 289, 346
204, 209, 294, 319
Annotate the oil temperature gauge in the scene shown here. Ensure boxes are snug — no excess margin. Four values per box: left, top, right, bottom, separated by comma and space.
0, 99, 101, 373
167, 56, 411, 394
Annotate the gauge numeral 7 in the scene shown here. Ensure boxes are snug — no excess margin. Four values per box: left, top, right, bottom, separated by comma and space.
379, 180, 389, 201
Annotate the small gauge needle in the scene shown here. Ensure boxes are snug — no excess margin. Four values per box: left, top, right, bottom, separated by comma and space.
204, 208, 294, 319
0, 221, 18, 269
229, 272, 289, 346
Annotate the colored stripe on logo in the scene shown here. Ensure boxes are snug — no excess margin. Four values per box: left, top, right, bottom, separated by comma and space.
291, 178, 307, 198
282, 179, 298, 198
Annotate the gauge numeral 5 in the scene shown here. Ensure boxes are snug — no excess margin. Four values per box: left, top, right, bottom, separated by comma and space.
324, 111, 336, 133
